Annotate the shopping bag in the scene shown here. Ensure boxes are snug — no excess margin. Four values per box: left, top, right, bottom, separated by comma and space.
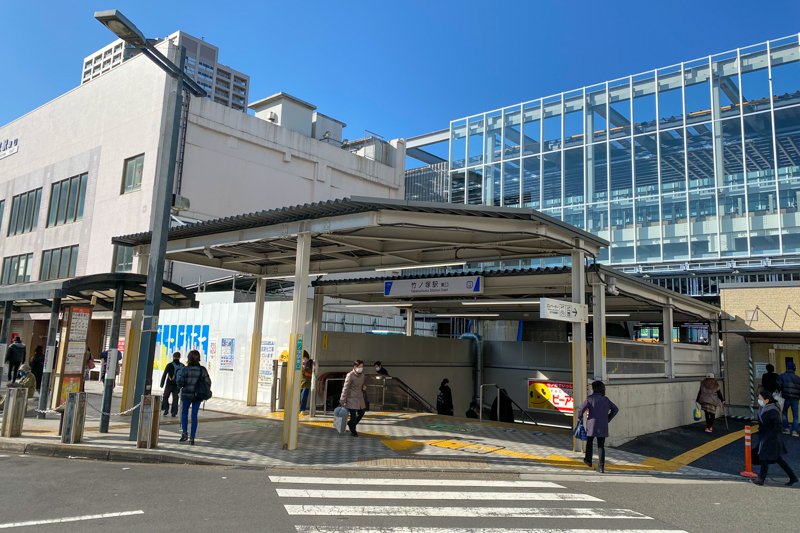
333, 406, 348, 434
573, 420, 587, 441
692, 403, 703, 422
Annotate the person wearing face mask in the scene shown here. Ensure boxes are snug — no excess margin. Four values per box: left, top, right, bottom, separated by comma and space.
373, 361, 389, 376
753, 388, 798, 486
340, 359, 367, 437
16, 364, 37, 399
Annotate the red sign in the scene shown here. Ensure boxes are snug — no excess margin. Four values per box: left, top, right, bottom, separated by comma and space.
528, 379, 574, 414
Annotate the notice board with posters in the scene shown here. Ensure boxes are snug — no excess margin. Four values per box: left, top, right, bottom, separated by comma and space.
53, 306, 93, 407
527, 379, 574, 414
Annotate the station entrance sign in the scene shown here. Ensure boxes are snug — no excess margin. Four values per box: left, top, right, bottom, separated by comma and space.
384, 276, 482, 297
539, 297, 588, 323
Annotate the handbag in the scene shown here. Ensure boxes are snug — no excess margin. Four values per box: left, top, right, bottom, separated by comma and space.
573, 420, 587, 441
692, 403, 703, 421
193, 368, 213, 401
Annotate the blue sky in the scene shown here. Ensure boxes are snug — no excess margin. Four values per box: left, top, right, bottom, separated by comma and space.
2, 0, 799, 154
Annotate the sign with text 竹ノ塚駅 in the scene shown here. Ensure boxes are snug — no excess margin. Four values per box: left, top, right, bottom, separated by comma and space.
384, 276, 482, 297
539, 297, 588, 323
0, 137, 19, 160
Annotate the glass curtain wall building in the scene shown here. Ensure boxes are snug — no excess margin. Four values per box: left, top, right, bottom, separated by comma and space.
447, 35, 800, 268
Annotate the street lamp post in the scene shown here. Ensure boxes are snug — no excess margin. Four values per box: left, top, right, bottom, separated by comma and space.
94, 10, 206, 440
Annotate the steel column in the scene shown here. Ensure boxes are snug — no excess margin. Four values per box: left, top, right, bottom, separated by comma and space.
406, 308, 415, 336
246, 277, 266, 407
591, 282, 607, 382
100, 285, 125, 432
37, 298, 61, 418
571, 247, 587, 453
309, 291, 324, 416
0, 301, 12, 389
663, 301, 675, 379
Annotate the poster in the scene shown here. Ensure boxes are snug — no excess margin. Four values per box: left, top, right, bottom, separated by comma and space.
208, 336, 218, 368
58, 376, 82, 406
64, 341, 86, 373
258, 339, 276, 388
220, 337, 235, 371
528, 379, 574, 414
69, 308, 91, 341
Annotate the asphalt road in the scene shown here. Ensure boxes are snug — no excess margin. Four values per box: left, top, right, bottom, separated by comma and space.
0, 455, 797, 532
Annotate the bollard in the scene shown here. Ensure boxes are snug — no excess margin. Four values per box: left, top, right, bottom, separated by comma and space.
740, 425, 758, 478
136, 395, 161, 449
61, 392, 87, 444
1, 387, 29, 437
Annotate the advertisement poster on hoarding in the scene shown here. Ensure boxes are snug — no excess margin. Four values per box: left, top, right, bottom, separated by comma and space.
258, 339, 276, 388
69, 308, 91, 341
58, 376, 82, 406
527, 379, 574, 414
220, 338, 235, 371
64, 342, 87, 374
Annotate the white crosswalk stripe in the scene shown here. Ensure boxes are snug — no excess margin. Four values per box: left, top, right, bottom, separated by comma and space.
272, 476, 688, 533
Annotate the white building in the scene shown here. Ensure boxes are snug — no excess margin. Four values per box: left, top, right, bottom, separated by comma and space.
82, 30, 251, 112
1, 38, 405, 355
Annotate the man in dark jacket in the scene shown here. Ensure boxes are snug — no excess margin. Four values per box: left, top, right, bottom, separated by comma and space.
160, 352, 184, 417
761, 364, 781, 395
5, 337, 26, 384
779, 362, 800, 436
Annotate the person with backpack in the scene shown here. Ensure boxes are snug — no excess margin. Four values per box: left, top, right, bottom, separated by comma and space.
160, 352, 184, 418
778, 362, 800, 437
175, 349, 212, 445
436, 378, 454, 416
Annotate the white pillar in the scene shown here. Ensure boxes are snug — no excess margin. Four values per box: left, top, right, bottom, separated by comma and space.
309, 292, 324, 417
571, 247, 587, 453
406, 308, 415, 336
710, 319, 721, 378
663, 301, 674, 379
282, 232, 311, 450
246, 277, 266, 406
591, 282, 607, 382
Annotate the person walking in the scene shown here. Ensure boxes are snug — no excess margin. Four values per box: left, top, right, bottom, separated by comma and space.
778, 362, 800, 436
159, 352, 184, 418
696, 373, 724, 433
753, 389, 798, 486
175, 350, 212, 445
300, 351, 313, 412
436, 378, 454, 416
339, 360, 367, 437
29, 346, 45, 392
5, 337, 26, 384
761, 363, 781, 395
373, 361, 389, 376
577, 380, 619, 473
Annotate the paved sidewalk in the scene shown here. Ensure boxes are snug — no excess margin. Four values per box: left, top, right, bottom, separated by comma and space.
0, 382, 730, 478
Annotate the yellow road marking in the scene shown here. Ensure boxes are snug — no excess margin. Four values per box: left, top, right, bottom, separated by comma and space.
669, 425, 758, 466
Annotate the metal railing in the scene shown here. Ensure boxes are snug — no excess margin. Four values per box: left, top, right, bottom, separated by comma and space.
478, 383, 538, 425
319, 374, 434, 415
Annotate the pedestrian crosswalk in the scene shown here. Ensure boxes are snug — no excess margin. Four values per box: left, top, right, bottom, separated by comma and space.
270, 475, 689, 533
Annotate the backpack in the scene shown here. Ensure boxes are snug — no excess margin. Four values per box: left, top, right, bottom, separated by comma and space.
194, 368, 212, 402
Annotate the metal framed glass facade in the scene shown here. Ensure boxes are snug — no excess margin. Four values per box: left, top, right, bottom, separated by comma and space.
447, 35, 800, 267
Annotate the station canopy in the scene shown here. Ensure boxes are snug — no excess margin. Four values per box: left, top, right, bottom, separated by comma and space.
112, 197, 608, 277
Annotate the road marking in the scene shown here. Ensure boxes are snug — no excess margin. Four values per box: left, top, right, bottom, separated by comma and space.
670, 426, 757, 466
276, 489, 601, 501
0, 510, 144, 529
284, 506, 650, 519
294, 526, 687, 533
268, 476, 563, 488
519, 473, 738, 485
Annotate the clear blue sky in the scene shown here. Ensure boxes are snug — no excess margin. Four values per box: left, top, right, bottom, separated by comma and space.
2, 1, 799, 150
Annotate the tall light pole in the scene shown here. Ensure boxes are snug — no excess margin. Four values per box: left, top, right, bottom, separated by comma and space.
94, 10, 206, 440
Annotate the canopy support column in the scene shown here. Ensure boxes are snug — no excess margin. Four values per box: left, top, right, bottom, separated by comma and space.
663, 301, 674, 379
591, 282, 607, 382
406, 309, 415, 336
0, 302, 11, 389
282, 232, 310, 450
309, 292, 324, 417
100, 285, 125, 432
37, 299, 60, 417
246, 277, 266, 407
571, 247, 587, 453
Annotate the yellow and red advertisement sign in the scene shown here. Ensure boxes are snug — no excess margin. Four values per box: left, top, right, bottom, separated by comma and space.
528, 379, 574, 414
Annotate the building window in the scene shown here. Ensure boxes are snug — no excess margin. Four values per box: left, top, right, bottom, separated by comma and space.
122, 154, 144, 194
0, 200, 4, 228
113, 245, 134, 273
7, 188, 42, 236
47, 173, 88, 227
1, 253, 33, 286
40, 245, 79, 281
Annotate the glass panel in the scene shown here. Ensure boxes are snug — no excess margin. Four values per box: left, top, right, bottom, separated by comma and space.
41, 250, 52, 280
77, 174, 88, 219
589, 142, 608, 203
502, 160, 520, 207
8, 196, 19, 236
68, 246, 79, 277
48, 182, 60, 227
564, 147, 584, 205
542, 97, 562, 152
24, 254, 33, 282
522, 101, 541, 156
563, 206, 584, 230
684, 59, 712, 125
466, 166, 483, 205
66, 176, 80, 222
59, 247, 71, 278
587, 84, 607, 143
609, 139, 632, 200
774, 105, 800, 177
608, 78, 631, 139
57, 179, 69, 225
9, 257, 19, 284
503, 107, 521, 160
719, 118, 744, 187
16, 194, 28, 234
662, 192, 689, 260
610, 200, 635, 263
49, 249, 61, 279
689, 188, 719, 258
563, 90, 584, 149
31, 189, 41, 231
634, 135, 658, 197
633, 73, 657, 134
484, 163, 501, 206
587, 203, 610, 259
450, 171, 465, 204
485, 111, 502, 164
467, 116, 484, 167
522, 156, 541, 209
780, 176, 800, 253
636, 195, 661, 262
770, 38, 800, 108
542, 152, 561, 209
718, 185, 748, 257
657, 66, 683, 129
450, 120, 467, 170
740, 46, 771, 114
712, 52, 740, 119
686, 123, 715, 190
660, 129, 686, 193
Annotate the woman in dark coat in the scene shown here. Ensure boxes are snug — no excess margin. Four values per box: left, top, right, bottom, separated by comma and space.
436, 378, 454, 416
577, 380, 619, 473
696, 373, 724, 433
753, 388, 798, 486
30, 346, 45, 391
